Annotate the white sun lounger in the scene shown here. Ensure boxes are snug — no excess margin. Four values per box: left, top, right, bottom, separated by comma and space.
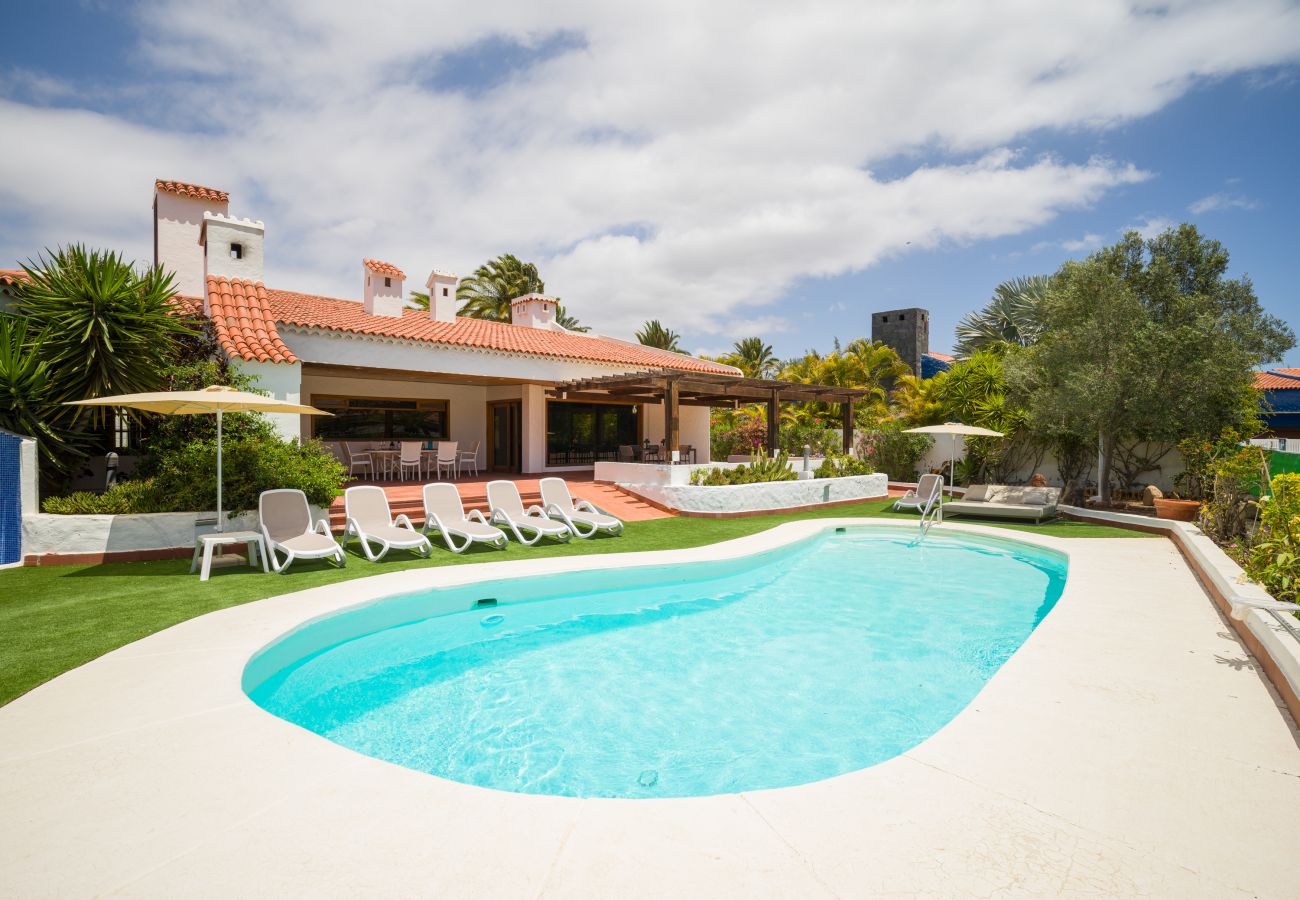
342, 485, 432, 561
892, 472, 944, 520
487, 480, 571, 546
539, 477, 624, 538
422, 482, 508, 553
259, 488, 346, 573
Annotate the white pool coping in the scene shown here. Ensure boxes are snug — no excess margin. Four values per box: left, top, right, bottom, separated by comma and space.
1, 519, 1297, 898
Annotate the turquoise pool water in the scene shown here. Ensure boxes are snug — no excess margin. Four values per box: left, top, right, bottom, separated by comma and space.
248, 528, 1066, 798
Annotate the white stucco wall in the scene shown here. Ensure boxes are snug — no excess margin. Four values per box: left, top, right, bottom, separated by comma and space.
624, 473, 889, 515
521, 384, 548, 473
638, 402, 712, 463
300, 372, 489, 456
234, 360, 304, 441
154, 190, 228, 297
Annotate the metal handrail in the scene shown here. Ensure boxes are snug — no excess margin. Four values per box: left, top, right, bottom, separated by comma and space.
917, 477, 945, 537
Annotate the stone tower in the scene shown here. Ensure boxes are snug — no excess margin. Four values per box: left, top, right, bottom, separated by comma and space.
871, 307, 929, 376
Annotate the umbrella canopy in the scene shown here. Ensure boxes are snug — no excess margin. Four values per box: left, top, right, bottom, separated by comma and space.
65, 384, 326, 417
66, 385, 330, 531
903, 421, 1006, 488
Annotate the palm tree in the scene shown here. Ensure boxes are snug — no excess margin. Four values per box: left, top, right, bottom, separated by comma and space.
555, 305, 589, 332
730, 337, 778, 378
635, 320, 682, 351
954, 275, 1050, 357
406, 290, 430, 310
457, 254, 547, 322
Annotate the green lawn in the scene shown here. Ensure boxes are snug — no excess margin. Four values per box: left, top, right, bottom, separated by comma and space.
0, 499, 1150, 707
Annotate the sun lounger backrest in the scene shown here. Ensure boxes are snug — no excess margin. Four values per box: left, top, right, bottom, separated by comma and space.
539, 478, 575, 513
260, 489, 311, 542
423, 482, 466, 523
487, 480, 526, 517
345, 485, 393, 529
916, 472, 943, 501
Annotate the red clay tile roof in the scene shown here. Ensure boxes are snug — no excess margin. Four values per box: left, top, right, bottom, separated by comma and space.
205, 277, 299, 364
363, 259, 405, 279
924, 351, 955, 363
0, 269, 28, 286
155, 180, 229, 203
1255, 368, 1300, 390
204, 276, 735, 374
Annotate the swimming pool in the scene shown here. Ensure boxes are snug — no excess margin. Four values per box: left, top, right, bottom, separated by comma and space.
246, 527, 1066, 798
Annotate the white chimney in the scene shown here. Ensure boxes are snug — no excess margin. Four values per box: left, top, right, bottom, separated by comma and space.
510, 293, 560, 330
200, 212, 265, 314
426, 269, 458, 323
154, 180, 229, 297
362, 259, 406, 317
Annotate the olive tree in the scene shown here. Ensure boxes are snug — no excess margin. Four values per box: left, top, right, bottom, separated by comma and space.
1008, 225, 1293, 504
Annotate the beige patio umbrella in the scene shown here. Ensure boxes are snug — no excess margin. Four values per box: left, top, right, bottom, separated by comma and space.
66, 385, 330, 531
903, 421, 1005, 488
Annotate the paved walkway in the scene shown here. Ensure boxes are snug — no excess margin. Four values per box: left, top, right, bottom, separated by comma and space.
0, 521, 1295, 898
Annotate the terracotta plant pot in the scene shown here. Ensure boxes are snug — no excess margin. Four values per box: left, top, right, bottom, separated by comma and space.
1153, 498, 1201, 522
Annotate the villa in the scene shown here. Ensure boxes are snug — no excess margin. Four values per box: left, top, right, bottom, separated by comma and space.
153, 179, 738, 472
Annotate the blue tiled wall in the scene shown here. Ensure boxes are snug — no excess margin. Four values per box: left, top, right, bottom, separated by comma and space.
0, 431, 20, 564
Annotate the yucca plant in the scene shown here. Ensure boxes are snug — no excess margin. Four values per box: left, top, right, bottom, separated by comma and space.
0, 316, 84, 471
13, 245, 194, 427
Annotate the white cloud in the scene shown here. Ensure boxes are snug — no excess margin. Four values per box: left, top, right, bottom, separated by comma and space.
1126, 216, 1177, 239
2, 0, 1299, 337
1189, 192, 1261, 214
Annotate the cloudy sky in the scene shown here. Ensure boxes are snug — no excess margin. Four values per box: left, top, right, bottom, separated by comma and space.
3, 0, 1299, 364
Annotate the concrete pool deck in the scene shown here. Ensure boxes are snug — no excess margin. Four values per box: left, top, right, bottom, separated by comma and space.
0, 521, 1296, 898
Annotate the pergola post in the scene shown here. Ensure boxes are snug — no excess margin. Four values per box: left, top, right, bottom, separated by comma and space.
841, 398, 855, 454
766, 390, 780, 455
664, 378, 680, 457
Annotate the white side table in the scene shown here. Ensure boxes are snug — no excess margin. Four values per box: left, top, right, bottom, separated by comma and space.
191, 530, 269, 582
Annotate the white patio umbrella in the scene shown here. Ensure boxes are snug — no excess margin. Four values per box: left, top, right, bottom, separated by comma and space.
903, 421, 1005, 488
66, 385, 330, 531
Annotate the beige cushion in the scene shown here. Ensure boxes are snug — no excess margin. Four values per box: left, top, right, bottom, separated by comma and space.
1020, 487, 1052, 506
962, 484, 990, 502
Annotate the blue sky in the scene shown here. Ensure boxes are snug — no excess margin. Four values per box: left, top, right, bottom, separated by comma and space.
2, 1, 1298, 367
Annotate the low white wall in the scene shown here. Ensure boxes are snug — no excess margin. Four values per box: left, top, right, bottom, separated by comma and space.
22, 506, 327, 560
624, 473, 888, 515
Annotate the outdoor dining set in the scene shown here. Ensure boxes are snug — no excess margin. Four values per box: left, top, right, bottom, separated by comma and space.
338, 440, 480, 481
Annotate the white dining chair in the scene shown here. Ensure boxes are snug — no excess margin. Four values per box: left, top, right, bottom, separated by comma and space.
435, 441, 459, 480
458, 440, 481, 477
398, 441, 423, 481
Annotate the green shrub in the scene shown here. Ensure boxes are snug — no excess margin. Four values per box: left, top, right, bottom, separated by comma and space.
150, 435, 346, 513
778, 424, 841, 458
813, 453, 874, 479
859, 422, 931, 481
42, 478, 168, 515
1245, 473, 1300, 604
43, 436, 347, 515
689, 450, 797, 486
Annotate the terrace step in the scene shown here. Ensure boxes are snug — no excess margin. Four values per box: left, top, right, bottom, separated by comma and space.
326, 488, 542, 532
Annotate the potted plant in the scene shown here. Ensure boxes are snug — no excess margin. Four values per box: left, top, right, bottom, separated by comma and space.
1153, 495, 1201, 522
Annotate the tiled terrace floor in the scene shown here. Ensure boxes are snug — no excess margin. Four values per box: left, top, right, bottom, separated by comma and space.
327, 470, 671, 528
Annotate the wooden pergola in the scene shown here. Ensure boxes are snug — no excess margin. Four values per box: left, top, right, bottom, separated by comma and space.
549, 370, 874, 456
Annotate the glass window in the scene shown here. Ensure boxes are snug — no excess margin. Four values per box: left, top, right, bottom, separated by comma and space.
546, 401, 636, 465
313, 396, 449, 441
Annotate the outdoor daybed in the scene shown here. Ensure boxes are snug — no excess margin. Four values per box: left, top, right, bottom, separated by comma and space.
942, 484, 1060, 523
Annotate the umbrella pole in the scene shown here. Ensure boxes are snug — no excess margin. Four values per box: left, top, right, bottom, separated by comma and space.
216, 409, 223, 533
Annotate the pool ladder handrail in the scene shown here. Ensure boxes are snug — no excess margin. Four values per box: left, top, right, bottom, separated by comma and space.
917, 477, 945, 538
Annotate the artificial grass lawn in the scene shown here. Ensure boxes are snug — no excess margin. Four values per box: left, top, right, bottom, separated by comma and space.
0, 498, 1150, 707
